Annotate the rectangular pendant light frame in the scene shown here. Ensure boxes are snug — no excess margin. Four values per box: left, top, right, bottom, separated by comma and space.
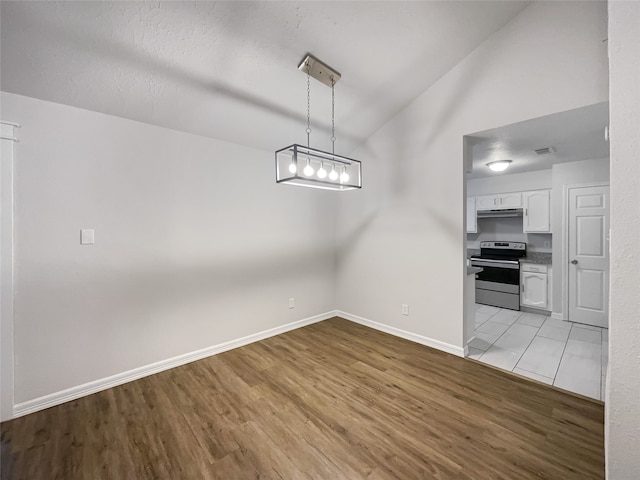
275, 144, 362, 191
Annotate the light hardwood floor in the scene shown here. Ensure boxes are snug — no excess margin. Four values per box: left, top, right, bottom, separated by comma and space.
1, 317, 604, 479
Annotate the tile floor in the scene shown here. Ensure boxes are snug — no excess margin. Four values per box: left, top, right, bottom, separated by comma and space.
469, 303, 608, 401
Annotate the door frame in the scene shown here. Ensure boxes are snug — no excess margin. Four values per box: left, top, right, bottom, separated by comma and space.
1, 121, 18, 421
562, 181, 610, 322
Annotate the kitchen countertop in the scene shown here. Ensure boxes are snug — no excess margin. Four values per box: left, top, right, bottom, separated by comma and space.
467, 248, 551, 265
520, 252, 552, 265
467, 266, 483, 275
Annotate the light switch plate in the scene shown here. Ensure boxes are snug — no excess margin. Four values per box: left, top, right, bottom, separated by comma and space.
80, 229, 95, 245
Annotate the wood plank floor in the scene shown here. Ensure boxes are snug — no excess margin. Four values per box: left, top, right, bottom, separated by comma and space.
1, 317, 604, 479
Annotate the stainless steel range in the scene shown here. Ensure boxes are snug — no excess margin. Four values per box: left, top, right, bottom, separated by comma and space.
470, 241, 526, 311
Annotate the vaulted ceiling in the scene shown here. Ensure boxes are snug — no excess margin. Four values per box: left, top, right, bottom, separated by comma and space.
1, 1, 530, 153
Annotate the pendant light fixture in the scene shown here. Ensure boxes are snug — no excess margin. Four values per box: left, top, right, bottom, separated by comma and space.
275, 54, 362, 191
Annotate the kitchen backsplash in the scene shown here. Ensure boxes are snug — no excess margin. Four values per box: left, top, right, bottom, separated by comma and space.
467, 216, 552, 252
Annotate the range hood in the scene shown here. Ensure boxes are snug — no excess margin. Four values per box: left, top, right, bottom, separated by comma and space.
477, 208, 523, 218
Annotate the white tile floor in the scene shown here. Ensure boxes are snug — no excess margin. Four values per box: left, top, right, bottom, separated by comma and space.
468, 303, 608, 401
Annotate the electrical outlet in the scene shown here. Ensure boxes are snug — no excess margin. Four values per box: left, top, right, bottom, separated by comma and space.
402, 304, 409, 316
544, 241, 551, 248
288, 298, 295, 309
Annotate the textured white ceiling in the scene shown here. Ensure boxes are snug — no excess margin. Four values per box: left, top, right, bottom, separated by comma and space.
466, 102, 610, 179
0, 1, 529, 153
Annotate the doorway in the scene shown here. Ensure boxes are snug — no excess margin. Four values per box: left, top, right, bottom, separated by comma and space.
463, 103, 610, 400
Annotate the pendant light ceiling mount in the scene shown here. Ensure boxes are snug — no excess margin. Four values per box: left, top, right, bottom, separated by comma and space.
297, 54, 341, 87
275, 54, 361, 191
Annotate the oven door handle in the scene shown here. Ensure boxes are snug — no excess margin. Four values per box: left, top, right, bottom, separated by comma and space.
470, 259, 520, 270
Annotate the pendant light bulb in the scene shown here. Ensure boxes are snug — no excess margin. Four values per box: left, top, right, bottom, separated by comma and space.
329, 165, 339, 181
317, 162, 327, 179
340, 167, 350, 183
303, 159, 314, 176
288, 161, 297, 174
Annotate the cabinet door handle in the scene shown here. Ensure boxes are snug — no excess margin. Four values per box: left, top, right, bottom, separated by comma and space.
521, 284, 524, 293
525, 208, 528, 216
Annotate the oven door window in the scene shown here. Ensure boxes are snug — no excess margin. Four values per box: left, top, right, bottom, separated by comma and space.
475, 266, 519, 285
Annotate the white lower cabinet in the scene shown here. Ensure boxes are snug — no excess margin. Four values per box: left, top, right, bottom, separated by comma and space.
521, 263, 552, 311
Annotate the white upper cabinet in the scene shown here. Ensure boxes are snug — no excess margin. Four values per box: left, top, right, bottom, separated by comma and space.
498, 192, 522, 209
523, 190, 551, 232
476, 195, 498, 210
475, 192, 522, 210
467, 197, 477, 233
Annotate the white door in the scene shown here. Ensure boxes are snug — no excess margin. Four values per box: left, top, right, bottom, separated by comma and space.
523, 190, 551, 232
568, 185, 610, 327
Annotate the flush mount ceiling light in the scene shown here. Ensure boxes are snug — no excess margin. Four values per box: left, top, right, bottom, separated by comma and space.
275, 54, 362, 191
487, 160, 512, 172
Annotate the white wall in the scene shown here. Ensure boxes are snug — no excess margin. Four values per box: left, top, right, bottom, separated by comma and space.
550, 158, 609, 317
1, 92, 337, 406
467, 169, 552, 196
335, 1, 608, 350
607, 1, 640, 477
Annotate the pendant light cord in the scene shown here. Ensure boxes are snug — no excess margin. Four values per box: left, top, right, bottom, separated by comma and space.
306, 62, 311, 148
331, 77, 336, 154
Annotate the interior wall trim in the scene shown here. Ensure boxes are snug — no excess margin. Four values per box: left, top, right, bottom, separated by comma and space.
337, 311, 465, 358
1, 124, 17, 423
12, 310, 338, 419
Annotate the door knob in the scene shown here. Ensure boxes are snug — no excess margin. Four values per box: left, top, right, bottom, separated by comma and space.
571, 259, 578, 265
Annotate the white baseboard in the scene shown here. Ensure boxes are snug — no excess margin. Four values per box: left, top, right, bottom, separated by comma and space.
13, 309, 464, 419
336, 311, 465, 358
551, 312, 566, 321
12, 310, 338, 419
